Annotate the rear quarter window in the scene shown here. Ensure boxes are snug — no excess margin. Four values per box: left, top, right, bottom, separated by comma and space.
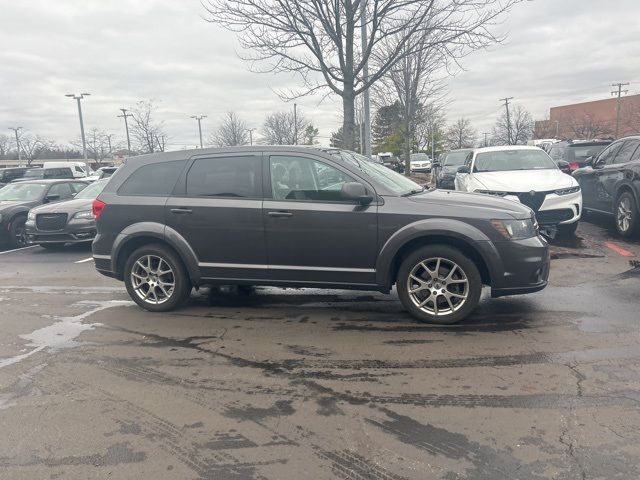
118, 160, 187, 196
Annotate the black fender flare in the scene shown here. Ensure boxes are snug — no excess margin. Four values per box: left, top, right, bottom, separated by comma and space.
111, 222, 201, 284
375, 218, 502, 290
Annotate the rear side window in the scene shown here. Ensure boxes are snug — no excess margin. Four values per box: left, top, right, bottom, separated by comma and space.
186, 156, 261, 198
118, 160, 187, 196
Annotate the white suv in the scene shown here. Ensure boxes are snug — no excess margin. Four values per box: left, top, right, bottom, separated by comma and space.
454, 146, 582, 235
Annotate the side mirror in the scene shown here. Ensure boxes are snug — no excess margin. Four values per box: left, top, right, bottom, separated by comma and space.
584, 156, 594, 166
341, 182, 373, 205
45, 194, 60, 202
456, 165, 471, 174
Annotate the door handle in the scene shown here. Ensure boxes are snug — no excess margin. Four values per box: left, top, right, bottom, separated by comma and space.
267, 211, 293, 218
170, 208, 193, 215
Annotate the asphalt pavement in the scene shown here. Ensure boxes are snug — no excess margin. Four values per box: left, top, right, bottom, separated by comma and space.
0, 219, 639, 479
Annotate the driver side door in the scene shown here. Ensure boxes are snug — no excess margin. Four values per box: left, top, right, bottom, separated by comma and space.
577, 141, 623, 212
263, 153, 378, 286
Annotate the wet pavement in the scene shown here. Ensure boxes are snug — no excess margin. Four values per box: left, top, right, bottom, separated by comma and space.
0, 220, 639, 479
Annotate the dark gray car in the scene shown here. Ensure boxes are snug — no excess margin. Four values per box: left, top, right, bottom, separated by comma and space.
92, 146, 549, 324
0, 179, 89, 248
433, 149, 473, 190
25, 179, 108, 249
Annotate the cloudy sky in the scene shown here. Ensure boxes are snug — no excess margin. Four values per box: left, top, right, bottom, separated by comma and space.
1, 0, 639, 150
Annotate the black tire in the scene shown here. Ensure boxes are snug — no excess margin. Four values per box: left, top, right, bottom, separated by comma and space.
557, 221, 579, 236
123, 243, 191, 312
396, 245, 482, 324
40, 243, 66, 250
8, 216, 27, 249
614, 191, 638, 238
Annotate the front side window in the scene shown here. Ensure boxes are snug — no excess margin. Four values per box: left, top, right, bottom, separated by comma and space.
473, 149, 557, 172
0, 183, 47, 201
186, 156, 261, 198
270, 155, 354, 201
596, 142, 623, 166
47, 182, 74, 200
612, 140, 640, 164
118, 160, 187, 196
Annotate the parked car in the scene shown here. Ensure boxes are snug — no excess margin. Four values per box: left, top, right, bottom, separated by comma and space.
572, 135, 640, 237
0, 167, 29, 188
12, 166, 75, 182
433, 149, 473, 190
454, 146, 582, 235
378, 152, 404, 173
92, 146, 549, 324
409, 153, 432, 173
25, 179, 108, 249
548, 140, 612, 173
0, 179, 89, 248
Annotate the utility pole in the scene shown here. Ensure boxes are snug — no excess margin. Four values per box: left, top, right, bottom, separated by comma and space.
117, 108, 133, 155
191, 115, 207, 148
66, 93, 91, 162
482, 132, 490, 147
246, 128, 256, 146
611, 82, 629, 139
431, 124, 436, 160
106, 134, 114, 155
554, 120, 560, 138
9, 127, 22, 163
293, 103, 298, 145
361, 0, 372, 158
499, 97, 514, 145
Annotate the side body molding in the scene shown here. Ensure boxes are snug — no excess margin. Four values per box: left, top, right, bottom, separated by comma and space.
375, 218, 502, 290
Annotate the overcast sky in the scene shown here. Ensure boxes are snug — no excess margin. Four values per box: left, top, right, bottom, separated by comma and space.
1, 0, 639, 150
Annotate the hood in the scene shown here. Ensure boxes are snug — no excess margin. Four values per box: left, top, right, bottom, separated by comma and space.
410, 189, 532, 219
30, 197, 94, 215
472, 169, 576, 192
0, 200, 37, 211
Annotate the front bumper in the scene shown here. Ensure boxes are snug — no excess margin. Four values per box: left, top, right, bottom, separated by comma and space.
437, 175, 456, 190
25, 218, 97, 244
411, 166, 432, 173
489, 235, 550, 298
501, 191, 582, 226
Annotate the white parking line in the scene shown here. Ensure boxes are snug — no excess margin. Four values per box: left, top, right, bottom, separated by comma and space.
0, 245, 38, 256
75, 257, 94, 264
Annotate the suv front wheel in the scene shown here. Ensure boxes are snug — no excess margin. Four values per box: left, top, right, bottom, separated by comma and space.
397, 245, 482, 324
615, 191, 638, 238
124, 244, 191, 312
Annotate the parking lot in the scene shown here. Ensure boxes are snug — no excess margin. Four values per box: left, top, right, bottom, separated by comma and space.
0, 215, 639, 479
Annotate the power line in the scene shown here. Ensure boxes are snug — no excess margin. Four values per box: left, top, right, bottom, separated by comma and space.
611, 82, 629, 139
499, 97, 514, 145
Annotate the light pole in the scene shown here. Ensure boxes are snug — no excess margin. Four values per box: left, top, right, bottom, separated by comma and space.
246, 128, 256, 146
482, 132, 490, 147
191, 115, 207, 148
360, 0, 372, 158
9, 127, 22, 163
117, 108, 133, 155
66, 93, 90, 162
293, 103, 298, 145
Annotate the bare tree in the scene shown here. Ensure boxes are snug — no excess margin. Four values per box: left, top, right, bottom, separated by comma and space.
19, 134, 54, 165
204, 0, 523, 150
491, 105, 533, 145
211, 112, 249, 147
0, 134, 11, 159
560, 114, 612, 140
445, 118, 476, 150
130, 100, 166, 154
414, 103, 446, 153
261, 110, 308, 145
72, 128, 114, 164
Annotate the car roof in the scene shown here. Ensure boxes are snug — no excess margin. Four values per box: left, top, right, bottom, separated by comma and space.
10, 179, 87, 185
471, 145, 542, 154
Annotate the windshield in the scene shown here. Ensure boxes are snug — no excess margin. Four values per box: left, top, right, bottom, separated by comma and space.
0, 183, 47, 201
24, 169, 44, 179
331, 150, 422, 195
444, 151, 470, 166
474, 149, 557, 172
75, 179, 108, 199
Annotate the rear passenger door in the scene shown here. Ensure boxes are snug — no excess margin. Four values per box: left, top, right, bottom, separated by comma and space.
263, 153, 378, 286
165, 152, 267, 280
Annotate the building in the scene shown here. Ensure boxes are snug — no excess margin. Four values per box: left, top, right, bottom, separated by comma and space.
535, 94, 640, 140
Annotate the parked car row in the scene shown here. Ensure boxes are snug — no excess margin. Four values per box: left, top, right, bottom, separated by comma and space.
0, 162, 119, 188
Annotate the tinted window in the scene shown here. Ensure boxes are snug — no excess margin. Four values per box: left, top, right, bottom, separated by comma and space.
474, 149, 556, 172
270, 155, 354, 201
118, 160, 187, 196
597, 142, 623, 166
612, 140, 640, 164
444, 151, 471, 166
44, 168, 73, 179
47, 183, 74, 200
186, 156, 261, 198
548, 146, 565, 161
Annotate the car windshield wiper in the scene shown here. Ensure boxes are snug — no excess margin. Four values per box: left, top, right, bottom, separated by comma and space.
401, 188, 425, 197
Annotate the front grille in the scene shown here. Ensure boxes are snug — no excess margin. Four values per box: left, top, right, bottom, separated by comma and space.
517, 192, 547, 212
537, 209, 574, 224
36, 213, 68, 231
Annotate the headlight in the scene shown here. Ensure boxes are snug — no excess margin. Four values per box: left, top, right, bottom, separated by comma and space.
27, 211, 35, 221
554, 186, 580, 196
491, 218, 537, 240
476, 190, 508, 197
73, 210, 93, 219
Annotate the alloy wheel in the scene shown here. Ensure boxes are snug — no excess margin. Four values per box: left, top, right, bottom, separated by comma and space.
617, 197, 633, 233
407, 257, 469, 316
130, 255, 176, 305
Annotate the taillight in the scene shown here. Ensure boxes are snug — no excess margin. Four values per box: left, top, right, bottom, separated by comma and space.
92, 199, 106, 220
569, 162, 580, 171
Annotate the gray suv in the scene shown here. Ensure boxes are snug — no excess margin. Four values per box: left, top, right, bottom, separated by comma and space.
92, 146, 549, 324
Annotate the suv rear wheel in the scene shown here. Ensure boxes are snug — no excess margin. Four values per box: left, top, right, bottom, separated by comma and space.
397, 245, 482, 324
615, 191, 638, 238
124, 244, 191, 312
